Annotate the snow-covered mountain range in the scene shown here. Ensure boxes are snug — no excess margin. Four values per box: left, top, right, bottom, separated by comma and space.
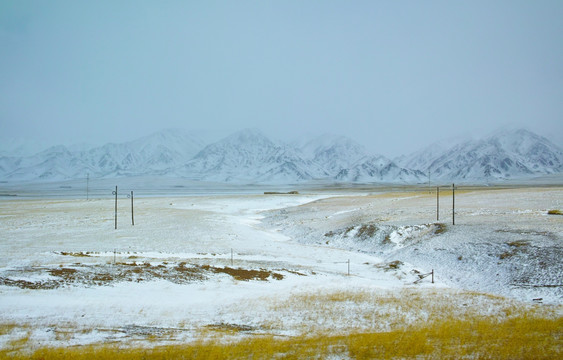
0, 128, 561, 184
396, 129, 563, 182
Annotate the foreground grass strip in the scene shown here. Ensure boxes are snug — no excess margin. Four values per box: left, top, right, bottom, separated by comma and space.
2, 315, 560, 360
345, 316, 562, 359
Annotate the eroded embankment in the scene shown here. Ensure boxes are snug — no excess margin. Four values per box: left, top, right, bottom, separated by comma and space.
260, 190, 563, 303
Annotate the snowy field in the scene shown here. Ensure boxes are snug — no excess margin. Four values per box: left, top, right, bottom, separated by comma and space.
0, 182, 562, 351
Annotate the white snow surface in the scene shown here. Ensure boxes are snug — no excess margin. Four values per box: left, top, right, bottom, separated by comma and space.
0, 185, 562, 349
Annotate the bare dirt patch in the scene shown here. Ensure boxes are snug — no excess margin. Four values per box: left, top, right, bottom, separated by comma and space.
57, 252, 92, 257
205, 323, 258, 333
375, 260, 404, 271
201, 265, 284, 281
0, 262, 286, 290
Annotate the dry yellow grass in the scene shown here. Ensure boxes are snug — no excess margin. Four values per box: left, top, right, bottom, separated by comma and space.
261, 288, 540, 334
1, 314, 560, 359
2, 288, 560, 359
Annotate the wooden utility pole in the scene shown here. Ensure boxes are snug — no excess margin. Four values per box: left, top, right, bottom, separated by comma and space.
436, 186, 439, 221
112, 186, 118, 229
128, 191, 134, 226
452, 183, 455, 225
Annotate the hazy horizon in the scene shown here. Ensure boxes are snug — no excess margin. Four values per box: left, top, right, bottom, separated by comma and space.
0, 125, 560, 161
2, 1, 562, 157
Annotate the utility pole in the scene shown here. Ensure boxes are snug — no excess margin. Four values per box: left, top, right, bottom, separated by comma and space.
131, 191, 134, 226
436, 186, 439, 221
112, 186, 118, 229
127, 191, 134, 226
86, 173, 89, 200
452, 183, 455, 225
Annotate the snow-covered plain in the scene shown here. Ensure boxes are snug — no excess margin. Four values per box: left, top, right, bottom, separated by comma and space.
0, 183, 561, 350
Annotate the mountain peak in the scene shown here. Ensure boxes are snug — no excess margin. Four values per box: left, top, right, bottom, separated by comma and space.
298, 134, 371, 176
224, 128, 271, 144
402, 127, 563, 182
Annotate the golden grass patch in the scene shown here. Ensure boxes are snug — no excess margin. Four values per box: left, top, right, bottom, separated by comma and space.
1, 288, 561, 359
2, 314, 561, 360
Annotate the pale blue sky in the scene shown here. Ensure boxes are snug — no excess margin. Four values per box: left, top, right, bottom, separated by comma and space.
1, 1, 562, 156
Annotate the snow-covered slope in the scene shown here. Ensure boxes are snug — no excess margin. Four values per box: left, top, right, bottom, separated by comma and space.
0, 129, 206, 181
301, 134, 370, 176
395, 135, 471, 174
179, 129, 326, 183
1, 145, 95, 181
400, 129, 563, 182
78, 128, 205, 177
177, 130, 420, 184
336, 155, 426, 183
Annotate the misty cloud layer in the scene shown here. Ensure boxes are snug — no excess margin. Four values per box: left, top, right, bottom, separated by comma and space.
1, 1, 562, 156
